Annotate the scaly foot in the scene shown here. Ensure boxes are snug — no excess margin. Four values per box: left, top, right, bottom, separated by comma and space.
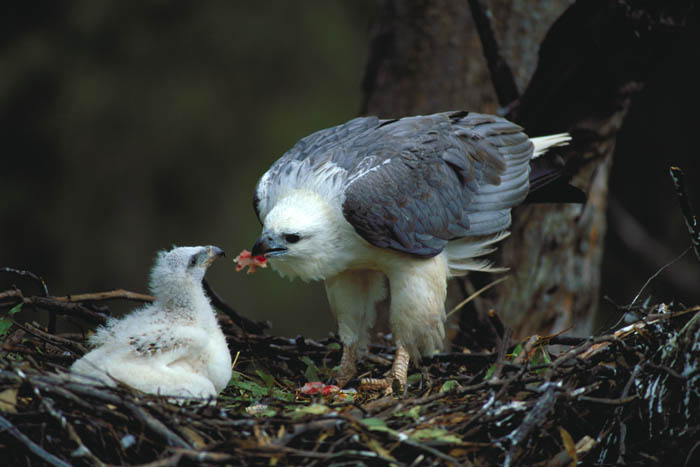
359, 345, 410, 395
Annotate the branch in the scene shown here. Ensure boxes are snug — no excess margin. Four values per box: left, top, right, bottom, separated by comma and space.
203, 279, 269, 334
467, 0, 520, 108
55, 290, 154, 303
0, 267, 49, 296
669, 166, 700, 262
1, 267, 54, 332
0, 414, 72, 467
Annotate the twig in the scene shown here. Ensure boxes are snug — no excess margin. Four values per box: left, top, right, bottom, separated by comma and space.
273, 419, 344, 447
123, 401, 192, 449
203, 278, 269, 334
670, 166, 700, 262
578, 395, 638, 405
447, 275, 509, 317
9, 320, 87, 355
467, 0, 520, 108
7, 294, 109, 325
502, 383, 561, 467
627, 247, 690, 309
0, 413, 72, 467
253, 445, 401, 464
55, 290, 154, 303
40, 396, 106, 466
1, 267, 54, 332
0, 267, 49, 296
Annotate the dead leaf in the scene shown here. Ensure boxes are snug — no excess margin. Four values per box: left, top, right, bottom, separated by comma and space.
0, 388, 18, 413
559, 426, 577, 466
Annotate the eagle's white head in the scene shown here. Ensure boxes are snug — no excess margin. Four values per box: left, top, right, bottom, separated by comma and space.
252, 190, 357, 281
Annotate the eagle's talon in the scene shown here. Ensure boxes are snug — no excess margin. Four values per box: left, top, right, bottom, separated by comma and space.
358, 376, 405, 396
358, 344, 410, 395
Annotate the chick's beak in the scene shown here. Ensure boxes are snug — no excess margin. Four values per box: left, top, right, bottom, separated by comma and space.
202, 245, 225, 267
252, 231, 287, 257
209, 246, 225, 258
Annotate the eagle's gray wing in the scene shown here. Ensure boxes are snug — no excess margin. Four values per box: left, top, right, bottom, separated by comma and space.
341, 111, 533, 257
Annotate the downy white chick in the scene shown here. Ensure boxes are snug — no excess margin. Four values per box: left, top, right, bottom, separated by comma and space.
71, 246, 232, 401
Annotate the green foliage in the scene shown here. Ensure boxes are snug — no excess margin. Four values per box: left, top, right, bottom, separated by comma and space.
289, 403, 330, 419
410, 428, 462, 443
440, 379, 460, 393
227, 370, 295, 404
0, 303, 22, 337
300, 356, 320, 382
406, 373, 422, 385
361, 417, 393, 433
396, 405, 422, 423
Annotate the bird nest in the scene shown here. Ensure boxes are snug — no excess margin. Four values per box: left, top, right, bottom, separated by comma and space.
1, 277, 699, 466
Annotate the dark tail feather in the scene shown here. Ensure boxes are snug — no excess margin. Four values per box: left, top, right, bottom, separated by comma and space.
526, 155, 586, 204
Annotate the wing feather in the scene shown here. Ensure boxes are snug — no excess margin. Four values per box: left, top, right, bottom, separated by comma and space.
342, 111, 534, 257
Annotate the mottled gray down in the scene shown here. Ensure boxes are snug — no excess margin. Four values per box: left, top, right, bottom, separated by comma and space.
254, 111, 534, 257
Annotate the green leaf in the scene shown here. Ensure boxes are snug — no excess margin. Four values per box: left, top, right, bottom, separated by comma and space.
484, 363, 496, 380
509, 342, 524, 358
440, 379, 459, 393
251, 406, 277, 418
407, 373, 422, 385
230, 373, 268, 400
410, 428, 461, 443
0, 304, 21, 337
326, 342, 341, 351
397, 406, 422, 422
300, 356, 320, 382
256, 369, 276, 389
291, 403, 329, 419
270, 388, 296, 402
0, 318, 12, 336
361, 417, 391, 432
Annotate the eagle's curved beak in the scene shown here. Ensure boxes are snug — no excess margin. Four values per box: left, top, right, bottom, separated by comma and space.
252, 231, 287, 257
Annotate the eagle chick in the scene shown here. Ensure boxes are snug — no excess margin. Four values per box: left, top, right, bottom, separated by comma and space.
71, 246, 232, 401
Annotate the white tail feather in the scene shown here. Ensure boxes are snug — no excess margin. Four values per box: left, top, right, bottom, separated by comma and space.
530, 133, 571, 158
445, 231, 511, 277
448, 259, 509, 276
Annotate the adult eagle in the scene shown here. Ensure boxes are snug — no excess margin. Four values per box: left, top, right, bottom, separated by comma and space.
251, 111, 570, 393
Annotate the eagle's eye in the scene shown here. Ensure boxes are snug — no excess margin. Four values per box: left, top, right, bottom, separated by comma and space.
284, 233, 301, 244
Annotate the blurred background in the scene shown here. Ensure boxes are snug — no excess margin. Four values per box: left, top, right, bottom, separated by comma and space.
2, 1, 699, 339
1, 1, 373, 337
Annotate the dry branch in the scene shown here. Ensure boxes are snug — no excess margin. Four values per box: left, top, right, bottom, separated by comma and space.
670, 166, 700, 262
1, 300, 699, 464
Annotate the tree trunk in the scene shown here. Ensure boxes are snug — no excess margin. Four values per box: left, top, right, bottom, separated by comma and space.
361, 0, 695, 345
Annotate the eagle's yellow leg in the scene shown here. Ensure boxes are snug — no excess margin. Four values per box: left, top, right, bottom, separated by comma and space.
359, 344, 410, 395
335, 343, 357, 388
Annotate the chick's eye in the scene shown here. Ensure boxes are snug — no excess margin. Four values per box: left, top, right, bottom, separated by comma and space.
284, 234, 301, 244
188, 256, 197, 267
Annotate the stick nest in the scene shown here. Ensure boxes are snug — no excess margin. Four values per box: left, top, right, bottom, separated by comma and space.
1, 283, 699, 466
